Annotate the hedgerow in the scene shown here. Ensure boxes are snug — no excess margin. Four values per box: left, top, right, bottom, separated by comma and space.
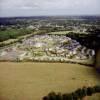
43, 85, 100, 100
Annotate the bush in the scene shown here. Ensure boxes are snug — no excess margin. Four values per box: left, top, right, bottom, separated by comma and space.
48, 92, 57, 100
87, 87, 94, 96
42, 85, 100, 100
94, 85, 100, 93
56, 93, 63, 100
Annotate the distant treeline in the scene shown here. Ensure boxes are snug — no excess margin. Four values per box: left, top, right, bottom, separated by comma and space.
0, 17, 46, 25
0, 16, 100, 25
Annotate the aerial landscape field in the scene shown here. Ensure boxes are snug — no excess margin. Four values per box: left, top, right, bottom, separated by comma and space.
0, 16, 100, 100
0, 0, 100, 100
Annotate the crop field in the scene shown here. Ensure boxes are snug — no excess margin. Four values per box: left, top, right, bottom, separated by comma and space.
0, 62, 100, 100
48, 31, 71, 35
48, 31, 87, 35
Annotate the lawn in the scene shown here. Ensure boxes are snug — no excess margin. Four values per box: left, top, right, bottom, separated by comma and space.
0, 62, 99, 100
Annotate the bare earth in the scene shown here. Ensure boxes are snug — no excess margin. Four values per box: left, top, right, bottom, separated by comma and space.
0, 62, 100, 100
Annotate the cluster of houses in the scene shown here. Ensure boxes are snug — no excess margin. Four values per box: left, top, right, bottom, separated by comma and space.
0, 34, 95, 64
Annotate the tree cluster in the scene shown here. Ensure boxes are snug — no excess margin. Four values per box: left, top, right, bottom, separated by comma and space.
43, 85, 100, 100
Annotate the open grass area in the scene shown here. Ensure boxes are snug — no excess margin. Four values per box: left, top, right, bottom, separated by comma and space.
47, 31, 87, 35
0, 28, 34, 42
0, 30, 45, 48
48, 31, 71, 35
0, 62, 100, 100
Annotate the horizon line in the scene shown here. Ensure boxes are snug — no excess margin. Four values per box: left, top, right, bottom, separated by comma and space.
0, 14, 100, 18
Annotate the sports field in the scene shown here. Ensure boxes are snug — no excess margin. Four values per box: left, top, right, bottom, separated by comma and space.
0, 62, 100, 100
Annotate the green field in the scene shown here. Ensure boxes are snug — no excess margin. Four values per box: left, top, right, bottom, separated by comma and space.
0, 62, 100, 100
0, 30, 45, 47
48, 31, 71, 35
47, 31, 87, 35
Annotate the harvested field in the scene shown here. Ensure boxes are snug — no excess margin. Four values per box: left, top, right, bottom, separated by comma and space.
0, 62, 100, 100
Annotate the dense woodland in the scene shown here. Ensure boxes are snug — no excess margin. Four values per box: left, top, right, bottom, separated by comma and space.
66, 29, 100, 50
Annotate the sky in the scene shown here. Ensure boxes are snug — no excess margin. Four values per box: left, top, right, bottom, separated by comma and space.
0, 0, 100, 17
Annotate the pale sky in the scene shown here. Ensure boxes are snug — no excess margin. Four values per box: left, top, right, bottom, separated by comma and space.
0, 0, 100, 17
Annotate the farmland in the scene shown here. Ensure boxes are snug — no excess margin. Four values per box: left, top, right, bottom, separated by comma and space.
0, 16, 100, 100
0, 62, 100, 100
0, 28, 34, 42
